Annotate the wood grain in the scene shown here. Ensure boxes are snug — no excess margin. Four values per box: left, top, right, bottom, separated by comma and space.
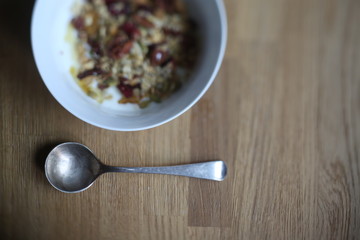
1, 0, 360, 239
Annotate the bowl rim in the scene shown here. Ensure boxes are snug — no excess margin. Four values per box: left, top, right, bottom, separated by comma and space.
31, 0, 228, 131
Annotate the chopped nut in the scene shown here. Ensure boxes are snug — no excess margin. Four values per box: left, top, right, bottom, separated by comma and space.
109, 24, 118, 36
134, 15, 155, 28
83, 60, 95, 69
84, 11, 99, 36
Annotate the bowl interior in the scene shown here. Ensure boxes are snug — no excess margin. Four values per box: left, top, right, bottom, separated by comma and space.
31, 0, 227, 131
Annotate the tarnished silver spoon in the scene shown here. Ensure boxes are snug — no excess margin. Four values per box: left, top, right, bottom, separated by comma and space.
45, 142, 227, 193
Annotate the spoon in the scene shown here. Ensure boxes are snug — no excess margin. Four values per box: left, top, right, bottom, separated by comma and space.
45, 142, 227, 193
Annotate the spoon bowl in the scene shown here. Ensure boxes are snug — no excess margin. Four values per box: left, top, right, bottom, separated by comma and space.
45, 142, 227, 193
45, 143, 102, 193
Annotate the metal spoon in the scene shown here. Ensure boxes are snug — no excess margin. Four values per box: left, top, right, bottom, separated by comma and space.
44, 142, 227, 193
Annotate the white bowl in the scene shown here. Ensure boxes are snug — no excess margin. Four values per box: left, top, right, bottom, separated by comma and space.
31, 0, 227, 131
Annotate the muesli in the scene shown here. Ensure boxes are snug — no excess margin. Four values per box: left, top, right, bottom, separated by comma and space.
70, 0, 197, 108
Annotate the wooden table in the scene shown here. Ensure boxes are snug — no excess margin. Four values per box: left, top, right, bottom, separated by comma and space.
1, 0, 359, 239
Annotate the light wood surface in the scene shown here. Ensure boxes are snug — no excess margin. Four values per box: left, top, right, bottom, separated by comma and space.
1, 0, 360, 239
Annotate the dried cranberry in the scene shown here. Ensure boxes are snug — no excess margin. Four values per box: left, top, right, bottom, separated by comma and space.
117, 82, 133, 98
77, 68, 104, 79
121, 22, 141, 39
71, 16, 85, 31
150, 49, 168, 66
88, 39, 102, 56
106, 0, 130, 16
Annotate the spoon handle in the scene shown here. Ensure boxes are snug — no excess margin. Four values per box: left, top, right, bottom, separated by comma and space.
103, 161, 227, 181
